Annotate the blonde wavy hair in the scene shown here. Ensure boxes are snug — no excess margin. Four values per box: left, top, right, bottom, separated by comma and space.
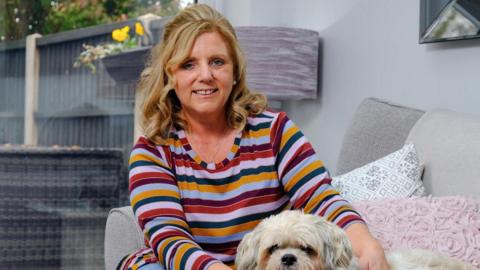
138, 4, 267, 144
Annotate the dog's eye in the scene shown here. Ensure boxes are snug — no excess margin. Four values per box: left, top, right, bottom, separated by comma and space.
301, 245, 315, 255
267, 244, 279, 254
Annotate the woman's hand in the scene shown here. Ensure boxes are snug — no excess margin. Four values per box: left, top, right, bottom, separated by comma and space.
345, 223, 390, 270
355, 239, 390, 270
207, 262, 233, 270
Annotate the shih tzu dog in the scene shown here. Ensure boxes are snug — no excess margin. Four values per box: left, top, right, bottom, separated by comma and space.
235, 211, 472, 270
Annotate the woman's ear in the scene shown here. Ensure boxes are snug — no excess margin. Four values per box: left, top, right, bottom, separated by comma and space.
236, 226, 264, 270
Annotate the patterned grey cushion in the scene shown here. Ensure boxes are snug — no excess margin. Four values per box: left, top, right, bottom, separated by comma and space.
332, 144, 426, 202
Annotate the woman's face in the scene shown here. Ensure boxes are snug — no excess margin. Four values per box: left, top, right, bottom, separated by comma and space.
172, 31, 235, 120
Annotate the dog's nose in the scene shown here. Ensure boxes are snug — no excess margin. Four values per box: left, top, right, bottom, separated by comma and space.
281, 254, 297, 266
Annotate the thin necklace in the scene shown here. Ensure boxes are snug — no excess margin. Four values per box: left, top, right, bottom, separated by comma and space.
187, 126, 229, 163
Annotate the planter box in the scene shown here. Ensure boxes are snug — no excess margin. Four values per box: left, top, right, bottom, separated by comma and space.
101, 46, 151, 83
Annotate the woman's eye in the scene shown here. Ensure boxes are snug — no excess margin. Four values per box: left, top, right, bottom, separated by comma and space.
211, 58, 224, 66
181, 61, 194, 70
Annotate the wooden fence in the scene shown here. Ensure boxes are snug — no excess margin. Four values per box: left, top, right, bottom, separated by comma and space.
0, 18, 169, 149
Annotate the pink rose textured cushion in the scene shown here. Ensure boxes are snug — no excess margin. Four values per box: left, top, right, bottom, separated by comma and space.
353, 196, 480, 268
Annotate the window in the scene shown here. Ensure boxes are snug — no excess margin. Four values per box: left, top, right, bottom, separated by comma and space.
0, 1, 195, 269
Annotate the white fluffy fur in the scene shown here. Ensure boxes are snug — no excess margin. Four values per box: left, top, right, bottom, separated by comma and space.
235, 211, 473, 270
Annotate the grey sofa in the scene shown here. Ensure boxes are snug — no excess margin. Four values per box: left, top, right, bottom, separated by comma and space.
104, 97, 480, 270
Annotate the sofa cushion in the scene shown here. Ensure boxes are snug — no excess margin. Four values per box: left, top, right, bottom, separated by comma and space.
336, 97, 425, 175
406, 109, 480, 202
353, 196, 480, 268
332, 143, 425, 202
104, 206, 145, 270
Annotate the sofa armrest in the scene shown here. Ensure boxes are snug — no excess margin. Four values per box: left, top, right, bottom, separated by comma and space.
104, 206, 146, 270
406, 109, 480, 201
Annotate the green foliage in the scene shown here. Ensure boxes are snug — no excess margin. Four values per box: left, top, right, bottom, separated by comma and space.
129, 0, 182, 18
1, 0, 52, 41
42, 1, 110, 34
103, 0, 136, 18
0, 0, 186, 42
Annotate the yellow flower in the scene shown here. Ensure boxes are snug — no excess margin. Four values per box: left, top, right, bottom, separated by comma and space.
121, 26, 130, 33
112, 26, 130, 42
135, 22, 145, 36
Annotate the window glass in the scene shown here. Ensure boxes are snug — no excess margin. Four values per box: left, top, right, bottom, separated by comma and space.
1, 0, 194, 41
0, 1, 195, 269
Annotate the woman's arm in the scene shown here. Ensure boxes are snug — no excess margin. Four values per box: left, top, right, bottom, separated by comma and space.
270, 112, 389, 270
270, 112, 363, 228
128, 137, 221, 270
207, 262, 233, 270
345, 223, 390, 270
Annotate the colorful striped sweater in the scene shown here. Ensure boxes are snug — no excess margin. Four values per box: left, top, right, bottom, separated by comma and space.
120, 111, 363, 270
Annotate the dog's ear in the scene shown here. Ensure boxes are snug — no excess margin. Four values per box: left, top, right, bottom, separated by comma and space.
323, 238, 355, 270
314, 219, 356, 270
236, 225, 264, 270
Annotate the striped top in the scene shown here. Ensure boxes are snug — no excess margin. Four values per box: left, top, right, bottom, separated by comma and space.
123, 111, 363, 270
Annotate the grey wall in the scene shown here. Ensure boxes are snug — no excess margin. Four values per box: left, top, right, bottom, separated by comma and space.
217, 0, 480, 172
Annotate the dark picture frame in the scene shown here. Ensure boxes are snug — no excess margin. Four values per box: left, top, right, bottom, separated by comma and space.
420, 0, 480, 43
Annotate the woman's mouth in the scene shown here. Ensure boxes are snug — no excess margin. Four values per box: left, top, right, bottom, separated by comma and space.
192, 88, 218, 96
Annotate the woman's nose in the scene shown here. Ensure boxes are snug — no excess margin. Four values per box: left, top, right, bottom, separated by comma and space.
198, 63, 213, 82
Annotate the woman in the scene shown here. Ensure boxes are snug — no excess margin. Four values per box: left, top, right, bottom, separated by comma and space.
120, 4, 389, 270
